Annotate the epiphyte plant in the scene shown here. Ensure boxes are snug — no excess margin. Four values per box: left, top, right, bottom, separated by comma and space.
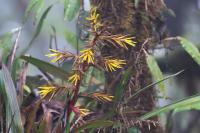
38, 6, 136, 128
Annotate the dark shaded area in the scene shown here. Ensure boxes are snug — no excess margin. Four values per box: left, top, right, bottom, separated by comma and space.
160, 0, 200, 133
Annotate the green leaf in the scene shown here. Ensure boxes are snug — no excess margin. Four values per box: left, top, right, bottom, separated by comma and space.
21, 5, 53, 55
64, 31, 78, 48
174, 101, 200, 113
24, 0, 45, 22
146, 54, 166, 97
141, 94, 200, 120
73, 120, 113, 132
0, 32, 12, 64
34, 0, 45, 21
24, 0, 39, 21
11, 58, 22, 82
0, 32, 12, 48
21, 55, 69, 80
64, 0, 80, 21
178, 36, 200, 66
64, 30, 85, 50
1, 65, 24, 133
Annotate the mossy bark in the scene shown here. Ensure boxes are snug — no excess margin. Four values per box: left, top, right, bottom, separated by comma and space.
90, 0, 166, 132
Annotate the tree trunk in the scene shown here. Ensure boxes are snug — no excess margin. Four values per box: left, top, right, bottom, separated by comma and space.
90, 0, 166, 132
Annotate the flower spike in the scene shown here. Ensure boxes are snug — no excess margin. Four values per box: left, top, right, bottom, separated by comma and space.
79, 48, 95, 64
46, 49, 74, 63
38, 85, 56, 99
68, 72, 81, 86
104, 58, 126, 71
91, 93, 114, 102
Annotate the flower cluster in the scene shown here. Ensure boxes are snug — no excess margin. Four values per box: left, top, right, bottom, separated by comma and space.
86, 7, 102, 32
68, 72, 80, 86
38, 85, 56, 99
104, 58, 126, 72
79, 48, 95, 64
46, 49, 74, 63
38, 7, 136, 121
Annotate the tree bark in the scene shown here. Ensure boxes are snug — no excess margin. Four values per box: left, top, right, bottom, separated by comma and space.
90, 0, 166, 132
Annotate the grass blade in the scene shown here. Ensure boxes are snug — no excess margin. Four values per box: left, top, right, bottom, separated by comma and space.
141, 94, 200, 120
1, 65, 24, 133
146, 54, 165, 96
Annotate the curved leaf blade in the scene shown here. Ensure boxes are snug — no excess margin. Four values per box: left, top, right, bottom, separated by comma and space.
24, 0, 39, 21
178, 36, 200, 66
141, 94, 200, 120
24, 0, 45, 22
1, 65, 24, 133
21, 55, 68, 80
146, 54, 166, 96
64, 0, 80, 21
21, 5, 53, 55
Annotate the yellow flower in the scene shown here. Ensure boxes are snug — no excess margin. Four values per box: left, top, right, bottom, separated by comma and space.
38, 85, 56, 99
68, 72, 80, 86
86, 7, 102, 31
86, 7, 99, 24
104, 58, 126, 71
110, 35, 136, 49
91, 93, 114, 102
46, 49, 73, 63
79, 48, 94, 64
79, 108, 91, 117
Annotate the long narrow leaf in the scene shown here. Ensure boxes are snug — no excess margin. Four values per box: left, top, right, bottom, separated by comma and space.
21, 5, 52, 55
178, 36, 200, 66
141, 94, 200, 120
24, 0, 39, 21
0, 32, 12, 64
21, 55, 68, 80
1, 65, 24, 133
64, 0, 80, 21
146, 54, 165, 96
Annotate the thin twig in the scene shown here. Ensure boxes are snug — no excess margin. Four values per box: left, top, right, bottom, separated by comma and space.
7, 27, 22, 70
135, 38, 149, 64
